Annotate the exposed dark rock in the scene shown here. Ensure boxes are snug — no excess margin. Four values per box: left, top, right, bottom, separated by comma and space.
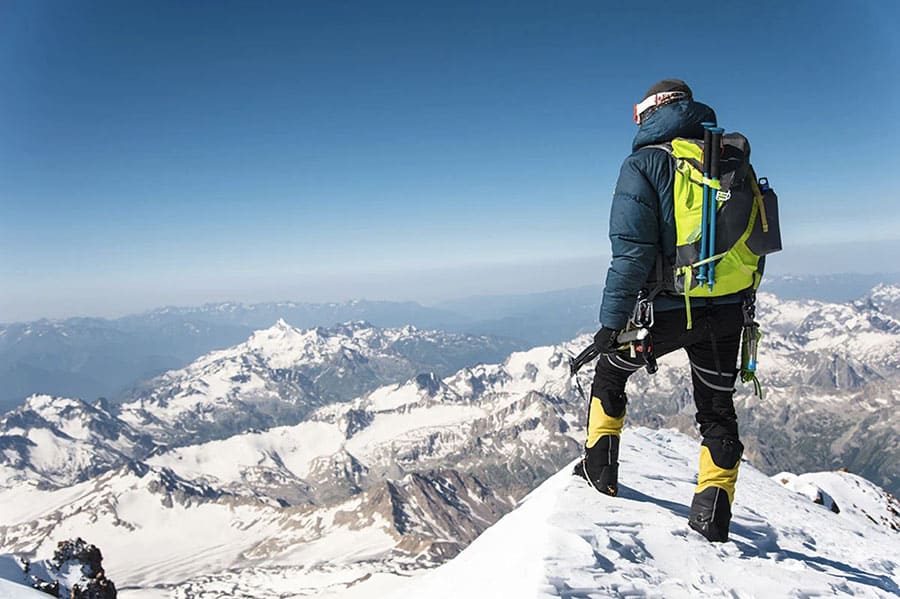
52, 538, 103, 577
33, 578, 60, 597
25, 538, 117, 598
414, 373, 441, 395
341, 408, 374, 438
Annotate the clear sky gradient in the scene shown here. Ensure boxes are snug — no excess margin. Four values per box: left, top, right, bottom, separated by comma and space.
2, 1, 899, 321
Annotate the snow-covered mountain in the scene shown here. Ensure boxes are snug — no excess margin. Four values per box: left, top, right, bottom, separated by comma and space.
6, 422, 895, 597
0, 459, 513, 596
0, 302, 519, 413
0, 320, 528, 491
0, 395, 154, 489
863, 282, 900, 320
6, 277, 896, 413
118, 319, 522, 446
392, 428, 899, 598
139, 342, 580, 507
1, 288, 898, 597
5, 291, 900, 503
0, 341, 586, 596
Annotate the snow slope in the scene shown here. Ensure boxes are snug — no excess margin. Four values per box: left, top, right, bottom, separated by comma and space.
141, 342, 581, 507
394, 427, 900, 598
0, 394, 153, 488
775, 470, 900, 532
0, 579, 50, 599
0, 555, 59, 599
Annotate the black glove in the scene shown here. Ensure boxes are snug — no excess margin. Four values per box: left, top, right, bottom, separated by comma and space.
593, 326, 620, 354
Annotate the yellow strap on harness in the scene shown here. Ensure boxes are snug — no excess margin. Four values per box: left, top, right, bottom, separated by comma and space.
692, 250, 729, 268
680, 248, 731, 330
676, 159, 722, 189
750, 173, 769, 233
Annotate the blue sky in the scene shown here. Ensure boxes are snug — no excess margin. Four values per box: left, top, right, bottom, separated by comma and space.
2, 1, 898, 320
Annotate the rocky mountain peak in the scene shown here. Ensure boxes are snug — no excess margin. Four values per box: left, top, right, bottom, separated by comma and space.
414, 372, 442, 395
870, 282, 900, 300
245, 318, 305, 350
866, 283, 900, 320
13, 395, 117, 437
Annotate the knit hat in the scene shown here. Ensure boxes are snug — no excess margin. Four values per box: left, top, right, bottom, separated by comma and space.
634, 79, 693, 124
643, 79, 692, 99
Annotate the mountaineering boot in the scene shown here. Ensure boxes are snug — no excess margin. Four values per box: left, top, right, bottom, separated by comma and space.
578, 394, 626, 496
582, 434, 620, 496
688, 437, 744, 542
688, 486, 732, 542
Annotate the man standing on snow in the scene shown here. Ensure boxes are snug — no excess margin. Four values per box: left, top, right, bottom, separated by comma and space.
578, 80, 747, 543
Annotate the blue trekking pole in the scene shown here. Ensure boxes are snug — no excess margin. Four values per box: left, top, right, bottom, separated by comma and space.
698, 123, 715, 284
707, 127, 724, 291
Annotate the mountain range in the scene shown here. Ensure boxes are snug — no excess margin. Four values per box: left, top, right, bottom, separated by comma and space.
0, 285, 898, 596
4, 273, 898, 413
0, 311, 521, 413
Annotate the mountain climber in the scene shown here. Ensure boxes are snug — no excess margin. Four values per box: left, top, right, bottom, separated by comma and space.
577, 80, 751, 543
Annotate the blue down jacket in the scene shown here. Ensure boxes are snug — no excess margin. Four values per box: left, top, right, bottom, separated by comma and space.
598, 99, 742, 330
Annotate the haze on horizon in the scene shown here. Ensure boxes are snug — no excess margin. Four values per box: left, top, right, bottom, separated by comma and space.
2, 1, 899, 322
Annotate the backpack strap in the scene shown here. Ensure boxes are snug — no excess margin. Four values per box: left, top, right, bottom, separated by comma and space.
748, 165, 770, 234
639, 143, 677, 304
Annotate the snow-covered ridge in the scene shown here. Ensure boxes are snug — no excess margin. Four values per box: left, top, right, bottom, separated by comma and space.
116, 318, 517, 446
869, 283, 900, 303
0, 323, 567, 494
144, 341, 583, 505
206, 318, 412, 370
0, 394, 153, 489
864, 283, 900, 320
775, 470, 900, 532
393, 428, 900, 599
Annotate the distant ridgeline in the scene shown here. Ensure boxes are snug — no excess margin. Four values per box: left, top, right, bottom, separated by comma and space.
2, 275, 898, 411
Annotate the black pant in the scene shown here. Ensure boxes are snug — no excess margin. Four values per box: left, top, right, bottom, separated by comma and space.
590, 302, 743, 441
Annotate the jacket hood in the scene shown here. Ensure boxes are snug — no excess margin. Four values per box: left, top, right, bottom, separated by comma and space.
632, 100, 717, 152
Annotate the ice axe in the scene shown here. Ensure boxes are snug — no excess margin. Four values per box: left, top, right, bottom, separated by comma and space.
568, 327, 657, 377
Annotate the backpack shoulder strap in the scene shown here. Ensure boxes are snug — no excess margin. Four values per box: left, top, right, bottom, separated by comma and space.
641, 142, 674, 153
